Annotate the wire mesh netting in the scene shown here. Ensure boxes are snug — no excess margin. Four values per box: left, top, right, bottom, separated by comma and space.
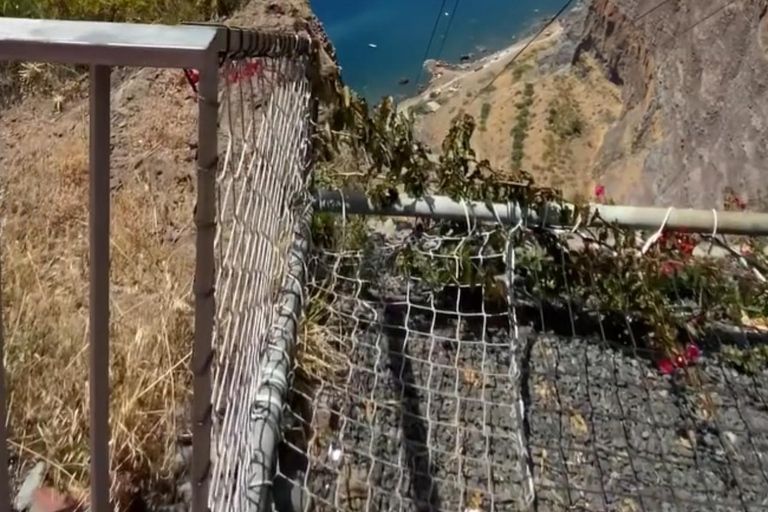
274, 215, 768, 512
208, 51, 313, 512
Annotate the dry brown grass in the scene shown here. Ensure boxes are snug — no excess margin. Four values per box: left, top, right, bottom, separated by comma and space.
295, 285, 350, 387
0, 69, 198, 507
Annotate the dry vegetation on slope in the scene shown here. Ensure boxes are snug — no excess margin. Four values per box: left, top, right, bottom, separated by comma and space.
2, 58, 200, 512
405, 25, 623, 201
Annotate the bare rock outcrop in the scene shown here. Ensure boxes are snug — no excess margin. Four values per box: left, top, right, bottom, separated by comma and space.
575, 0, 768, 208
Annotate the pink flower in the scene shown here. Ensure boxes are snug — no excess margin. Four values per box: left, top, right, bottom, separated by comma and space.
594, 185, 605, 199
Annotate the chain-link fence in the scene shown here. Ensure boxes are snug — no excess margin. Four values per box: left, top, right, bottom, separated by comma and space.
201, 36, 316, 512
270, 207, 768, 512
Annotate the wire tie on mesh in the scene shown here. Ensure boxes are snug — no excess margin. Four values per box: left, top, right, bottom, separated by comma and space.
708, 208, 718, 255
253, 389, 286, 412
247, 478, 272, 490
461, 199, 474, 234
490, 200, 505, 226
340, 189, 347, 233
641, 206, 673, 254
570, 211, 582, 233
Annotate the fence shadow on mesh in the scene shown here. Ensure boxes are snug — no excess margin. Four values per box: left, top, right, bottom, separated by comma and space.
274, 216, 768, 512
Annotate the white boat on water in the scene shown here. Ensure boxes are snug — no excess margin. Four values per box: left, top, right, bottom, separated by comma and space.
368, 43, 378, 49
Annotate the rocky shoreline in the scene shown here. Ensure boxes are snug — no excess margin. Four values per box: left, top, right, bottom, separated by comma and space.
414, 3, 589, 97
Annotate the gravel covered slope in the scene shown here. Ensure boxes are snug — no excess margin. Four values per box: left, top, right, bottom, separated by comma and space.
276, 240, 768, 512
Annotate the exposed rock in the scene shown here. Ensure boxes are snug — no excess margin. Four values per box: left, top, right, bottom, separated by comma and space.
576, 0, 768, 208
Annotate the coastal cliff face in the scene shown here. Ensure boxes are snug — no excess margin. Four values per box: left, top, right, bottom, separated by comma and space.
575, 0, 768, 208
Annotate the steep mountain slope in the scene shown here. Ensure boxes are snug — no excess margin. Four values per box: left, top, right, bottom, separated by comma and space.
575, 0, 768, 208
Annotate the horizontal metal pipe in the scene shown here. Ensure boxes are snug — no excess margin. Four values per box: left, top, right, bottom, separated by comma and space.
247, 209, 311, 512
314, 190, 768, 236
314, 189, 527, 224
0, 18, 219, 68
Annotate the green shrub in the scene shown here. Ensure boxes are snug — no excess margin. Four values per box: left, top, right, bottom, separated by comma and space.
479, 102, 492, 131
510, 82, 535, 169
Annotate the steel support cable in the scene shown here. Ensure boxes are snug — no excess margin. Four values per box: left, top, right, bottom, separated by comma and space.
414, 0, 450, 88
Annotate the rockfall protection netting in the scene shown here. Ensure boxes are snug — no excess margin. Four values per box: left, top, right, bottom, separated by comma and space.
275, 216, 768, 512
208, 51, 313, 512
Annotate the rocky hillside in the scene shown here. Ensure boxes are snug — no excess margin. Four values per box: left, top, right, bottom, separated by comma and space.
573, 0, 768, 208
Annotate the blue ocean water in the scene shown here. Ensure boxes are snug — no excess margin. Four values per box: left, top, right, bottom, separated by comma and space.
310, 0, 572, 102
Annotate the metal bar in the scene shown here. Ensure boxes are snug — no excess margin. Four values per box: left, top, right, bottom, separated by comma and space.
314, 189, 525, 224
314, 190, 768, 236
0, 220, 10, 512
592, 204, 768, 235
0, 48, 10, 504
0, 17, 218, 68
89, 64, 111, 512
0, 17, 313, 68
247, 210, 311, 512
192, 49, 219, 512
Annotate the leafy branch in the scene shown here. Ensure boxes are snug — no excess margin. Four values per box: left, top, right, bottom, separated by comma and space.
313, 89, 768, 372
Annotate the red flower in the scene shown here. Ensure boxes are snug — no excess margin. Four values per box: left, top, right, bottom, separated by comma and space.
594, 185, 605, 199
226, 69, 241, 84
685, 343, 701, 361
658, 358, 675, 375
679, 241, 695, 257
184, 69, 200, 86
658, 344, 701, 375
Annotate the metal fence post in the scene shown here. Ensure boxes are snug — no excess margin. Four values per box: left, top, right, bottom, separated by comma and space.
192, 50, 219, 512
89, 64, 111, 512
0, 237, 10, 512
